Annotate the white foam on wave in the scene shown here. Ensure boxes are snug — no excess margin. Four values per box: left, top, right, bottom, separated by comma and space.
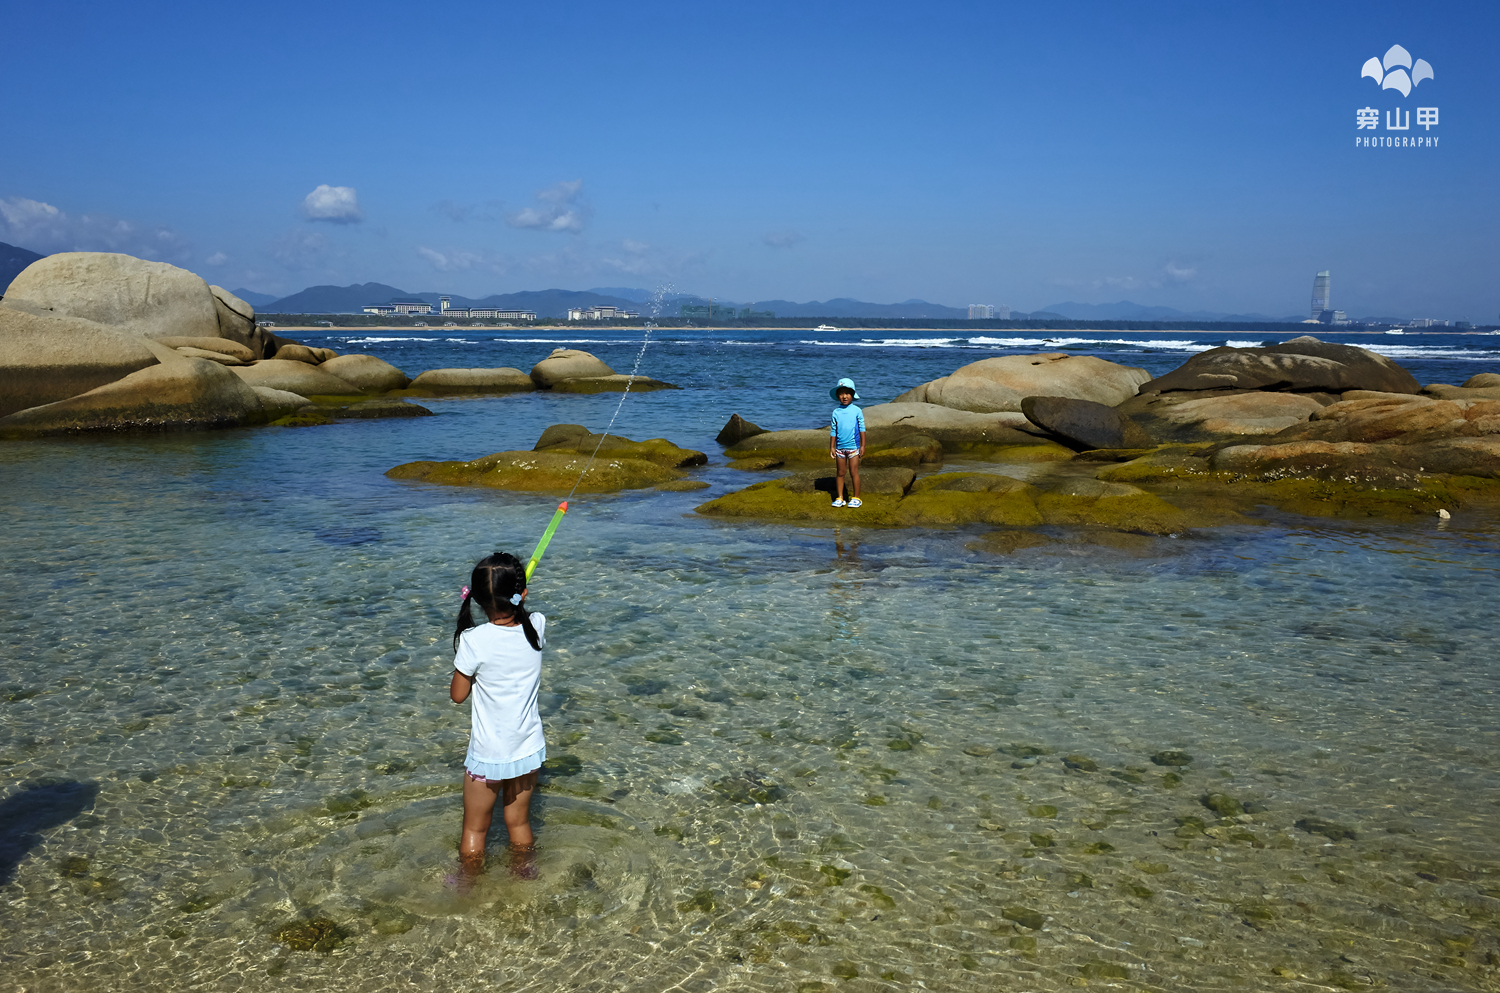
968, 336, 1219, 351
339, 336, 445, 344
1339, 342, 1500, 360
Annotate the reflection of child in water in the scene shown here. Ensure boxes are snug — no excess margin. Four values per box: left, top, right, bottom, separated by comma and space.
828, 377, 866, 508
450, 551, 546, 881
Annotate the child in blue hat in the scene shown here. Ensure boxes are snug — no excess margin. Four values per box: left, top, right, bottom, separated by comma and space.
828, 378, 865, 508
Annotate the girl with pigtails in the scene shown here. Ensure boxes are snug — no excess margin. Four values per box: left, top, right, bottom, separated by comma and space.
450, 551, 546, 879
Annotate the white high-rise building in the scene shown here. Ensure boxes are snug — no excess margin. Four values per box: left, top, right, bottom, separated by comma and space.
1311, 271, 1331, 319
968, 304, 995, 320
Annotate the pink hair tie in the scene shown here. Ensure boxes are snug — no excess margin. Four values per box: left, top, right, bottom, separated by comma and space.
460, 585, 471, 599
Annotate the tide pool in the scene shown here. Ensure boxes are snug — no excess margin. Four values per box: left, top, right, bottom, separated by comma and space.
2, 331, 1499, 991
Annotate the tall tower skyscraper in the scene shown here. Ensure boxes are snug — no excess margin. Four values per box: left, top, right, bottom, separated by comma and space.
1311, 271, 1331, 319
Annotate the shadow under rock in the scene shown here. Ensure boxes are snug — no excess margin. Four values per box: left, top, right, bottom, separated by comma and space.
0, 779, 100, 885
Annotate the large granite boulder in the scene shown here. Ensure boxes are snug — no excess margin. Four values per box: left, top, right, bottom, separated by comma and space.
0, 354, 267, 437
1141, 336, 1421, 394
175, 346, 245, 365
153, 336, 256, 362
533, 423, 707, 467
862, 402, 1040, 441
2, 253, 221, 340
1116, 391, 1328, 444
208, 285, 264, 356
1465, 373, 1500, 389
319, 354, 409, 392
271, 343, 325, 364
1021, 396, 1153, 450
252, 387, 312, 419
1263, 392, 1500, 446
1424, 383, 1500, 402
893, 353, 1151, 412
229, 359, 364, 396
530, 348, 614, 388
407, 368, 535, 393
0, 307, 161, 418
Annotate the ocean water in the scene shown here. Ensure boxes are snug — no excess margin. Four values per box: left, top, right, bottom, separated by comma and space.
2, 329, 1499, 992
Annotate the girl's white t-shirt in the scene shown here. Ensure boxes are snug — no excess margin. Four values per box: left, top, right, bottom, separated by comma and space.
454, 614, 546, 764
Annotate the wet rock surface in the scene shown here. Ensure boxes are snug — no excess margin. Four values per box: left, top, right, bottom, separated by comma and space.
1141, 336, 1421, 394
1021, 395, 1153, 450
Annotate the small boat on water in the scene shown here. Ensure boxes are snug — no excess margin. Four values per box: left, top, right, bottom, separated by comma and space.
814, 324, 840, 333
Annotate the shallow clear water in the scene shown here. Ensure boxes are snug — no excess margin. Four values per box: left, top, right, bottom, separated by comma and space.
3, 330, 1500, 992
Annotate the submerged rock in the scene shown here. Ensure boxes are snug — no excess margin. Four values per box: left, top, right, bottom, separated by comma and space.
1295, 816, 1357, 841
333, 399, 433, 419
272, 917, 348, 953
710, 769, 788, 804
549, 374, 676, 393
1200, 792, 1243, 818
1151, 750, 1193, 767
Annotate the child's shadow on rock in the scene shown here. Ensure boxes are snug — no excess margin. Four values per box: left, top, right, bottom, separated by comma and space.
0, 779, 100, 885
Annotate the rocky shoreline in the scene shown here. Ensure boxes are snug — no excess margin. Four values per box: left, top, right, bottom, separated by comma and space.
0, 252, 675, 437
5, 251, 1498, 531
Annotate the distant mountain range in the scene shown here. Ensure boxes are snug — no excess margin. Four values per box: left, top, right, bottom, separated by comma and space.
0, 251, 1382, 324
0, 241, 46, 294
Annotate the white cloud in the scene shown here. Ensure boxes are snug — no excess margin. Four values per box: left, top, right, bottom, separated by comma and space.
416, 245, 512, 275
762, 230, 804, 249
205, 251, 228, 266
1163, 261, 1197, 282
301, 185, 364, 224
0, 195, 193, 263
507, 180, 589, 233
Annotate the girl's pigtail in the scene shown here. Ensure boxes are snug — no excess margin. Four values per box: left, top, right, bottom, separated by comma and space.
453, 593, 476, 652
517, 604, 542, 653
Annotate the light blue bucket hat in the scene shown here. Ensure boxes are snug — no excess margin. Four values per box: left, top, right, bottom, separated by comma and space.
830, 377, 860, 400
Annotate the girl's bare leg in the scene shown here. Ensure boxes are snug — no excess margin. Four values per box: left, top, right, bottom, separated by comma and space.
501, 771, 537, 847
835, 456, 847, 500
460, 774, 502, 865
849, 456, 861, 497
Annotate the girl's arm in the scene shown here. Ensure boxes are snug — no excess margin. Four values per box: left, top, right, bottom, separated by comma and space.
450, 669, 474, 703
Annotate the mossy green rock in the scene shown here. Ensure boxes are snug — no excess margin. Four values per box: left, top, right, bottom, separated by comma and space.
1151, 750, 1194, 767
1079, 960, 1131, 980
273, 917, 348, 952
547, 374, 677, 393
1002, 906, 1046, 930
1295, 816, 1357, 841
1201, 792, 1243, 817
387, 450, 685, 494
532, 424, 707, 467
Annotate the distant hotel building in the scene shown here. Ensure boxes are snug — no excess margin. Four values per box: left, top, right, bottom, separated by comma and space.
567, 305, 640, 320
363, 295, 534, 320
362, 297, 433, 316
967, 304, 1010, 320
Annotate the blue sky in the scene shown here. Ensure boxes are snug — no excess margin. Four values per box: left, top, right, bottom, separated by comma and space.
2, 0, 1495, 319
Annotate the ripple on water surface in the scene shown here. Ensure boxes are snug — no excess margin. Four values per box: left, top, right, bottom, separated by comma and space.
2, 415, 1500, 991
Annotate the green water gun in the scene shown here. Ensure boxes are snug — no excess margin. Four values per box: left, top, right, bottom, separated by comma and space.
525, 501, 568, 582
